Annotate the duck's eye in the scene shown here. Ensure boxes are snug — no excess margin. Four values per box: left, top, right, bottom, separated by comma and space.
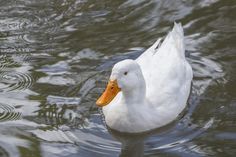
124, 72, 128, 75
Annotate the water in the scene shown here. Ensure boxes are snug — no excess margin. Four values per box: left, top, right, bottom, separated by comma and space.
0, 0, 235, 156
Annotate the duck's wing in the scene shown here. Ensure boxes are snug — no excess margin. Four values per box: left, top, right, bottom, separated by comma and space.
136, 23, 193, 113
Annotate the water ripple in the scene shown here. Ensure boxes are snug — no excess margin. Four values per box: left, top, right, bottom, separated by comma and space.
30, 114, 121, 156
0, 103, 21, 122
0, 55, 16, 71
0, 71, 33, 91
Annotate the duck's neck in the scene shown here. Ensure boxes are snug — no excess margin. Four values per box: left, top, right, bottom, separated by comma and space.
121, 77, 146, 105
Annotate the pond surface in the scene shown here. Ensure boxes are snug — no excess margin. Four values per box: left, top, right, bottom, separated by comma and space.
0, 0, 235, 157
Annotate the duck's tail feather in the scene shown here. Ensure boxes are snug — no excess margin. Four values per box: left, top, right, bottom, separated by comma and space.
156, 22, 185, 59
171, 22, 185, 58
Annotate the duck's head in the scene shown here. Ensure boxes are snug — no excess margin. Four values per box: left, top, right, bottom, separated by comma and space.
96, 59, 145, 107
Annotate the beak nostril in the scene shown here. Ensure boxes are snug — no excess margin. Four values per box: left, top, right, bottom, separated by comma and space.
96, 79, 120, 107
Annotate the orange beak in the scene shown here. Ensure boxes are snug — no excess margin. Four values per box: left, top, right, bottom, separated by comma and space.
96, 80, 121, 107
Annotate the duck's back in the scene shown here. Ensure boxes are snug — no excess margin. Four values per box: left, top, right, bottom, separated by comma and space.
136, 23, 193, 121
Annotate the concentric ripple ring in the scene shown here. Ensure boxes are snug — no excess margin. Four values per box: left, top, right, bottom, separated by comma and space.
0, 103, 21, 122
0, 71, 33, 91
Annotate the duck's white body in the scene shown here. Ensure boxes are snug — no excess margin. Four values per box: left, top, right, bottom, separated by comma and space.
101, 23, 193, 133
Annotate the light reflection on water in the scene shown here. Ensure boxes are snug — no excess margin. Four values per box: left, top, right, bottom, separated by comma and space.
0, 0, 235, 156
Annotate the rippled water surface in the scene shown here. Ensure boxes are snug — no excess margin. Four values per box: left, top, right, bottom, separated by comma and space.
0, 0, 235, 156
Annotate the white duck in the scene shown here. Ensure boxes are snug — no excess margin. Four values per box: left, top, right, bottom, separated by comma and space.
96, 23, 193, 133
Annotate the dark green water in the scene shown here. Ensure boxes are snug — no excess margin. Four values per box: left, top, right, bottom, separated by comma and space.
0, 0, 235, 156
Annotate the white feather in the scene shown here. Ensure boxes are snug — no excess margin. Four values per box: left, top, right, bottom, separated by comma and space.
102, 23, 193, 133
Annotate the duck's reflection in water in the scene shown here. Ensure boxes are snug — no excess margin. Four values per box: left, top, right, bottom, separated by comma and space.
108, 121, 177, 157
117, 133, 145, 157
